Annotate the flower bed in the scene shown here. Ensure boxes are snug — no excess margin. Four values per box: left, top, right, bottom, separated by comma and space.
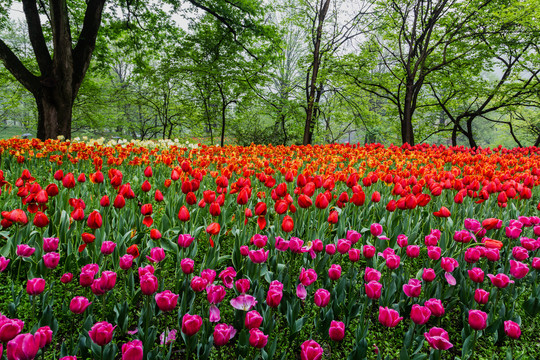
0, 139, 539, 359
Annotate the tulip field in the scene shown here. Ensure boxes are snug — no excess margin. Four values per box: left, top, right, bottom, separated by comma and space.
1, 138, 540, 360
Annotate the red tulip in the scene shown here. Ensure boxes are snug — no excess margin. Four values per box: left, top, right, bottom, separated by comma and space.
178, 206, 190, 222
87, 210, 102, 229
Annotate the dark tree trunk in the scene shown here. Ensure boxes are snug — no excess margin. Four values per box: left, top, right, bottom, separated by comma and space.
451, 123, 457, 146
0, 0, 106, 141
401, 80, 415, 145
466, 118, 477, 148
220, 104, 226, 147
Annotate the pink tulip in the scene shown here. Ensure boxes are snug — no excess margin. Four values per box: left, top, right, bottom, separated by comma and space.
370, 223, 383, 237
249, 328, 268, 348
245, 310, 263, 329
300, 339, 323, 360
121, 339, 143, 360
325, 244, 336, 255
406, 245, 420, 258
378, 306, 403, 327
207, 285, 226, 304
464, 248, 481, 263
362, 245, 376, 258
364, 267, 381, 282
201, 269, 216, 284
6, 333, 41, 360
299, 268, 317, 286
487, 273, 514, 288
313, 289, 330, 307
504, 320, 521, 339
403, 279, 422, 298
230, 295, 257, 311
424, 327, 453, 350
159, 329, 177, 345
177, 234, 195, 248
336, 239, 351, 254
60, 273, 73, 284
396, 234, 408, 248
43, 252, 60, 269
365, 281, 382, 299
474, 289, 489, 304
427, 246, 441, 260
328, 320, 345, 341
16, 245, 35, 258
346, 230, 361, 244
512, 246, 529, 261
328, 264, 341, 280
252, 234, 268, 248
468, 268, 485, 283
99, 271, 117, 291
181, 314, 202, 336
35, 326, 52, 348
440, 257, 459, 273
505, 226, 522, 239
410, 304, 431, 325
100, 241, 116, 255
219, 267, 237, 288
464, 218, 482, 232
274, 236, 289, 251
509, 260, 529, 279
190, 276, 208, 292
532, 257, 540, 270
385, 254, 400, 269
42, 237, 59, 252
348, 248, 361, 262
146, 247, 165, 263
0, 317, 24, 342
454, 230, 472, 243
26, 278, 45, 296
266, 286, 283, 308
468, 310, 488, 330
213, 324, 236, 346
248, 249, 269, 264
155, 290, 179, 312
88, 321, 116, 346
181, 258, 195, 274
70, 296, 91, 314
119, 255, 133, 270
140, 273, 158, 295
425, 298, 445, 317
235, 279, 251, 294
422, 268, 436, 282
485, 248, 500, 262
0, 256, 9, 272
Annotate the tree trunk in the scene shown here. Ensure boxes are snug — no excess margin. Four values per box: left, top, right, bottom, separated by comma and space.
36, 87, 73, 140
401, 83, 415, 145
451, 123, 457, 146
220, 104, 226, 147
466, 118, 477, 148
